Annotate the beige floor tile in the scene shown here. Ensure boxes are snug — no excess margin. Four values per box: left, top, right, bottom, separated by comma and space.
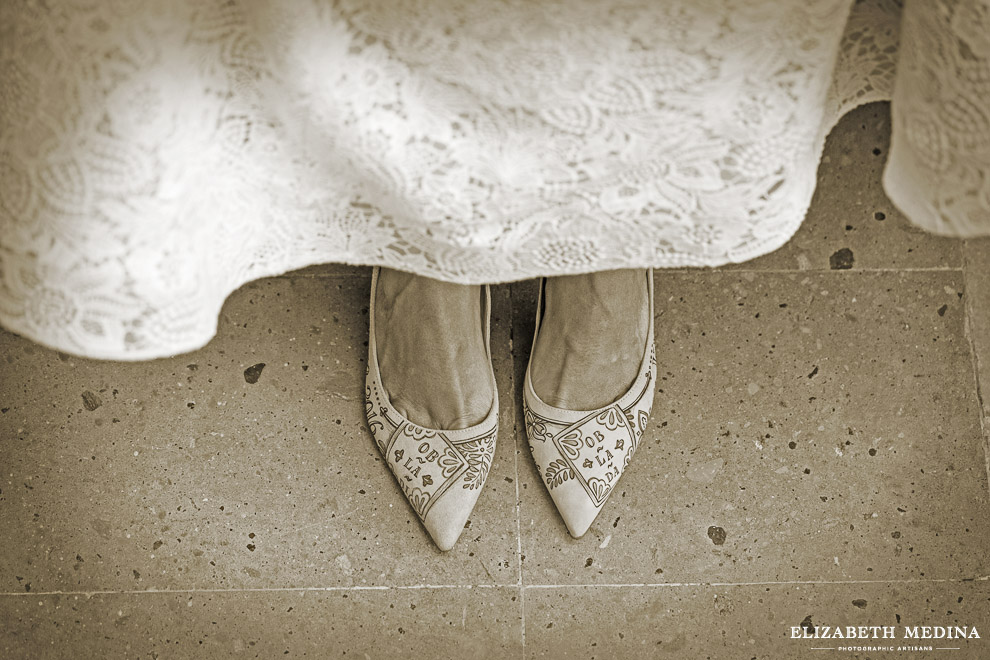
524, 581, 990, 659
0, 275, 520, 592
512, 270, 989, 584
285, 263, 371, 278
0, 586, 522, 660
963, 238, 990, 485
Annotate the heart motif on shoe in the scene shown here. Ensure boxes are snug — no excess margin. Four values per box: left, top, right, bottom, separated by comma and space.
549, 405, 636, 507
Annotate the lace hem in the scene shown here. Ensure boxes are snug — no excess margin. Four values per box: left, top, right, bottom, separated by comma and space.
0, 0, 987, 359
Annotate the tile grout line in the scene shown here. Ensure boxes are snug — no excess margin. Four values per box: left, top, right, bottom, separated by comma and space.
4, 575, 986, 598
521, 576, 990, 589
709, 267, 965, 274
285, 273, 370, 278
506, 285, 527, 660
961, 242, 990, 492
278, 266, 966, 282
0, 585, 508, 597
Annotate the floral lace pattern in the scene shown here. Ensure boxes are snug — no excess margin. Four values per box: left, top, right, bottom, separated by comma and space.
0, 0, 987, 359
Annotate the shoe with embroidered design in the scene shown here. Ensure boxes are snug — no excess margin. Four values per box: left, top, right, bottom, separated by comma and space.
523, 270, 656, 538
364, 267, 498, 551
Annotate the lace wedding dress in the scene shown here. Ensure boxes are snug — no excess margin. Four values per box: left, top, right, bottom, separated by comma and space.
1, 0, 987, 359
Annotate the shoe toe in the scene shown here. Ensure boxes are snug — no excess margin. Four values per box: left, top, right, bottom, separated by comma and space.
422, 489, 480, 551
555, 496, 600, 539
526, 404, 643, 537
368, 418, 496, 552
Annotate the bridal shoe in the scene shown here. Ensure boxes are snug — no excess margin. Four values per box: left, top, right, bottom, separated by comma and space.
364, 267, 498, 551
523, 270, 657, 538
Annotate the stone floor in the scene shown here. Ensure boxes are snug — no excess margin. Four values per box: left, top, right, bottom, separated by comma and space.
2, 102, 989, 659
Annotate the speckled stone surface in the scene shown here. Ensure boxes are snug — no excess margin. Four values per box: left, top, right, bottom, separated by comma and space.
0, 275, 519, 592
512, 270, 988, 584
525, 582, 990, 659
0, 587, 523, 659
2, 102, 989, 659
964, 237, 990, 432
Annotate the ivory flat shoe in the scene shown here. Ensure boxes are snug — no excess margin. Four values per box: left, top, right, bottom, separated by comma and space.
364, 267, 499, 551
523, 270, 657, 538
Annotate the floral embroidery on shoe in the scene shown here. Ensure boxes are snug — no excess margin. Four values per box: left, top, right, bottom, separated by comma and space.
455, 428, 497, 490
524, 408, 551, 443
545, 458, 574, 489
